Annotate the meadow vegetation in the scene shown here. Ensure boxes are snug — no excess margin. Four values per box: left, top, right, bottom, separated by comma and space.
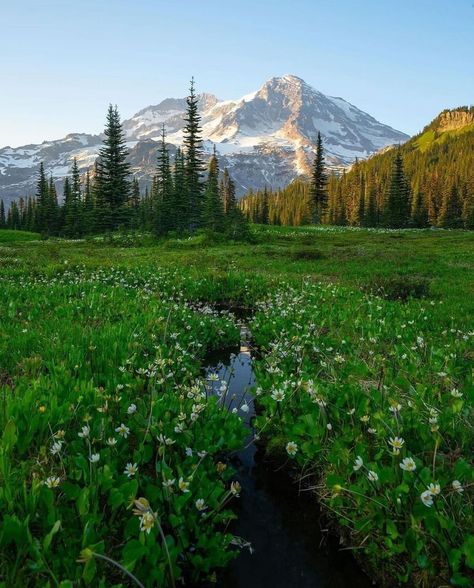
0, 225, 472, 586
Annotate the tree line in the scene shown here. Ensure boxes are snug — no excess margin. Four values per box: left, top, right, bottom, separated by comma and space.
0, 79, 249, 239
240, 113, 474, 230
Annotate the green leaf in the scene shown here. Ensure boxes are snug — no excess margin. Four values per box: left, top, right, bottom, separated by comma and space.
462, 535, 474, 569
123, 539, 147, 567
76, 488, 90, 516
43, 520, 61, 552
2, 421, 17, 451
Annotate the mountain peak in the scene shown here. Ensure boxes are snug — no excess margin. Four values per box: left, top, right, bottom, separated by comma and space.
0, 75, 409, 204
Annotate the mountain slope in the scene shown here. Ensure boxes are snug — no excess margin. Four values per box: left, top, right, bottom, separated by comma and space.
330, 106, 474, 226
0, 75, 409, 204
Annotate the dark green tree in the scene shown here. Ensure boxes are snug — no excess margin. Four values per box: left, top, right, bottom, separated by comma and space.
203, 146, 225, 231
64, 158, 83, 237
183, 78, 205, 230
439, 184, 463, 228
0, 200, 5, 228
261, 187, 270, 224
411, 190, 429, 228
221, 167, 236, 214
173, 148, 187, 232
384, 149, 410, 228
35, 163, 51, 233
96, 104, 131, 230
155, 126, 174, 235
310, 132, 328, 224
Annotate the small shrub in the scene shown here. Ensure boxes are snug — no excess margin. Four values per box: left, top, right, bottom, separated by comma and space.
366, 275, 431, 301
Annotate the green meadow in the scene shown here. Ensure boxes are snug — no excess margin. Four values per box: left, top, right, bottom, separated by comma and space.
0, 226, 473, 586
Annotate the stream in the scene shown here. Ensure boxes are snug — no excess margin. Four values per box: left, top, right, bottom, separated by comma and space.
203, 320, 372, 588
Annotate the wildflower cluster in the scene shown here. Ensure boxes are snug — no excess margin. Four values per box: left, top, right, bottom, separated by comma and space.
251, 281, 473, 585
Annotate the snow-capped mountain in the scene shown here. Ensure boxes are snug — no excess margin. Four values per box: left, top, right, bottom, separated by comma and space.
0, 75, 409, 204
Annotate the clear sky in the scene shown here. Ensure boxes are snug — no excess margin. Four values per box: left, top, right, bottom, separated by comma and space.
1, 0, 473, 147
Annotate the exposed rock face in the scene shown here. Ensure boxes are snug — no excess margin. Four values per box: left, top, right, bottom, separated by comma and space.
435, 109, 474, 133
0, 75, 409, 205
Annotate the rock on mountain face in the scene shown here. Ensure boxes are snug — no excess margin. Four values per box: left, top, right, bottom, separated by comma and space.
0, 75, 409, 204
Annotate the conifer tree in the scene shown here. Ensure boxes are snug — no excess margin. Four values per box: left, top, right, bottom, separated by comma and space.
384, 149, 410, 228
220, 167, 236, 214
365, 184, 379, 227
310, 132, 328, 224
261, 187, 270, 224
96, 105, 131, 230
411, 190, 429, 228
8, 201, 20, 229
0, 200, 5, 228
173, 148, 187, 232
34, 163, 49, 233
155, 126, 174, 235
47, 176, 59, 234
83, 171, 94, 232
439, 184, 463, 228
92, 161, 109, 234
203, 146, 224, 231
64, 158, 83, 237
357, 173, 366, 227
183, 78, 205, 230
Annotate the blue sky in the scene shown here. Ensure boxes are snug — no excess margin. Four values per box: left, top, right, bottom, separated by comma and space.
1, 0, 473, 146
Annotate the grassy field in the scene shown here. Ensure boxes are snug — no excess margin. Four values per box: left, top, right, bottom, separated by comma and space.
0, 226, 473, 587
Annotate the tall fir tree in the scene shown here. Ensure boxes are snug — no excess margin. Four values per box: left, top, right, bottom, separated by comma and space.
35, 163, 51, 233
64, 158, 83, 237
384, 149, 410, 228
92, 161, 109, 234
203, 146, 225, 231
365, 184, 379, 227
96, 105, 131, 230
310, 132, 328, 224
83, 171, 94, 231
155, 125, 174, 235
0, 200, 5, 228
261, 187, 270, 224
220, 167, 236, 214
357, 172, 366, 227
439, 184, 463, 228
173, 148, 187, 232
411, 190, 429, 228
183, 78, 205, 231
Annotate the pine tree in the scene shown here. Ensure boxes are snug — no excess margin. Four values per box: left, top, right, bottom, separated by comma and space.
310, 132, 328, 224
439, 184, 463, 228
8, 201, 20, 229
183, 78, 205, 231
173, 148, 187, 232
0, 200, 5, 228
365, 184, 379, 227
47, 176, 59, 234
357, 172, 366, 227
220, 167, 236, 214
62, 177, 72, 234
203, 146, 224, 231
261, 187, 270, 224
155, 125, 174, 236
35, 163, 50, 233
83, 171, 94, 233
96, 105, 131, 230
411, 190, 429, 228
64, 158, 83, 237
25, 198, 35, 231
92, 161, 109, 234
384, 149, 410, 228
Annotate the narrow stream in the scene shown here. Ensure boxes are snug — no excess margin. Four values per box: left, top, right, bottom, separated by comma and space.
203, 321, 372, 588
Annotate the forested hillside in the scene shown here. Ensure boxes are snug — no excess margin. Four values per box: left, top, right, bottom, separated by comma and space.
240, 107, 474, 229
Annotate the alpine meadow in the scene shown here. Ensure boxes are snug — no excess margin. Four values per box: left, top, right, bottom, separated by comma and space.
0, 2, 473, 588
